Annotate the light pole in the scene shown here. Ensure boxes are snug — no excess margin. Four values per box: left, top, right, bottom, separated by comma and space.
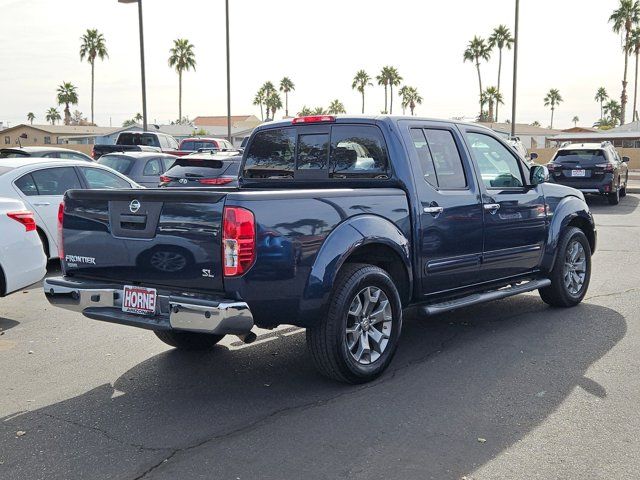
119, 0, 148, 131
225, 0, 231, 143
510, 0, 519, 138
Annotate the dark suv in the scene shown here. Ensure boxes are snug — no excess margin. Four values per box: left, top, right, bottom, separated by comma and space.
547, 142, 629, 204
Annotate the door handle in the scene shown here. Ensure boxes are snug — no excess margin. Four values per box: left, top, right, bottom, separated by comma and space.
423, 206, 444, 216
32, 202, 51, 206
483, 203, 500, 214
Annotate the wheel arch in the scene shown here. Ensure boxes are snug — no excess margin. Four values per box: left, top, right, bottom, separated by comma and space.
36, 226, 51, 259
299, 214, 412, 327
0, 262, 6, 297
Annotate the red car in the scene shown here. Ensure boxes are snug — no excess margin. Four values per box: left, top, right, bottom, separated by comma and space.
175, 137, 235, 157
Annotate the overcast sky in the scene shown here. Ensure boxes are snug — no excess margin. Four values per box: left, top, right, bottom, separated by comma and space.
0, 0, 629, 129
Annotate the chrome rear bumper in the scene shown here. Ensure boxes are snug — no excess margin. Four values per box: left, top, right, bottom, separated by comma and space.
43, 277, 253, 335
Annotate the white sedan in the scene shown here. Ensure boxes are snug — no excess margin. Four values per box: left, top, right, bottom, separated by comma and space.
0, 197, 46, 296
0, 157, 141, 260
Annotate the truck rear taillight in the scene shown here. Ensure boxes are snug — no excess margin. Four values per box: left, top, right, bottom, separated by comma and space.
57, 202, 64, 260
7, 210, 36, 232
199, 177, 233, 185
222, 206, 255, 277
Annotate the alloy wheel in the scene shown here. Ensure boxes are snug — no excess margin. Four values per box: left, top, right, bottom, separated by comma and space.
563, 240, 586, 295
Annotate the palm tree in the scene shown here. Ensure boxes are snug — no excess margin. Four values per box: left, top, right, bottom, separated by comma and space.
484, 86, 504, 122
260, 82, 277, 120
543, 89, 563, 129
352, 70, 372, 114
572, 115, 580, 127
297, 106, 314, 116
463, 36, 492, 119
79, 29, 108, 124
27, 112, 35, 125
168, 38, 196, 122
279, 77, 295, 117
400, 86, 423, 116
327, 99, 346, 114
253, 88, 266, 121
376, 66, 392, 114
630, 28, 640, 121
609, 0, 640, 125
388, 67, 403, 114
312, 107, 328, 115
133, 112, 143, 122
45, 107, 61, 125
488, 25, 514, 122
595, 87, 609, 121
57, 82, 79, 125
265, 91, 282, 120
398, 86, 410, 115
531, 120, 541, 127
604, 99, 622, 126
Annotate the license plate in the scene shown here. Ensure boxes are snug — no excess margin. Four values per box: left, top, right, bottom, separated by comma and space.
571, 169, 586, 177
122, 285, 157, 315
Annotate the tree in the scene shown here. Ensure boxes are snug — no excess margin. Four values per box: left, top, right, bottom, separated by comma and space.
71, 110, 87, 125
297, 106, 314, 116
531, 120, 541, 127
45, 107, 61, 125
595, 87, 609, 121
352, 70, 372, 114
400, 86, 423, 116
572, 115, 580, 127
604, 99, 622, 126
488, 25, 514, 123
376, 66, 392, 114
265, 91, 283, 120
133, 112, 143, 122
253, 88, 266, 121
464, 36, 492, 120
122, 119, 137, 127
168, 38, 196, 122
484, 86, 504, 122
312, 107, 328, 115
630, 27, 640, 121
398, 86, 410, 115
27, 112, 35, 125
79, 28, 108, 124
279, 77, 295, 117
388, 67, 403, 114
609, 0, 640, 125
327, 99, 346, 114
543, 89, 563, 129
57, 82, 79, 125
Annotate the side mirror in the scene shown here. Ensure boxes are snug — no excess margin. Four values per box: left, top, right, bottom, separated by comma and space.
529, 152, 539, 161
622, 156, 630, 163
530, 165, 549, 186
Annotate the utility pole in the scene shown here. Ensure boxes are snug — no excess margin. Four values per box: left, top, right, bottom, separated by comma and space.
225, 0, 232, 143
510, 0, 519, 138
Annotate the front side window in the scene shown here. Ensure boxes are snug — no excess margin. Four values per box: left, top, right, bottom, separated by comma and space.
80, 167, 131, 189
244, 128, 296, 178
30, 167, 82, 195
330, 125, 389, 178
467, 132, 524, 189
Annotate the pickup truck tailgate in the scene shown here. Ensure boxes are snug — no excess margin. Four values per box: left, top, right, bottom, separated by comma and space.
62, 189, 226, 292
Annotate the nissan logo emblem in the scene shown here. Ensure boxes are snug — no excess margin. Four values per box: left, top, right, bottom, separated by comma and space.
129, 199, 141, 213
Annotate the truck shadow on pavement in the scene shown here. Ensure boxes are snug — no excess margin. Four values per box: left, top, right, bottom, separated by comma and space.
0, 297, 626, 480
586, 192, 639, 214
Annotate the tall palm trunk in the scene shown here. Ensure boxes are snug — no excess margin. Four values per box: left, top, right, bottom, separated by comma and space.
496, 48, 503, 122
475, 59, 483, 120
601, 100, 604, 121
488, 100, 495, 123
361, 90, 365, 114
178, 70, 182, 122
634, 50, 639, 122
383, 84, 388, 114
550, 106, 555, 129
410, 101, 415, 116
390, 84, 394, 114
91, 60, 95, 124
285, 92, 289, 117
259, 103, 264, 121
621, 31, 630, 125
64, 103, 71, 125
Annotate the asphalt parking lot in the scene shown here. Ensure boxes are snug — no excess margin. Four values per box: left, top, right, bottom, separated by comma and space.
1, 194, 639, 480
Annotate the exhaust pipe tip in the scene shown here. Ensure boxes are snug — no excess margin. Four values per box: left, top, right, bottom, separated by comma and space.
236, 331, 257, 344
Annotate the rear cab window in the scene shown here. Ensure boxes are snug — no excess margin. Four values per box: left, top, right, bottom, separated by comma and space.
118, 133, 159, 147
243, 124, 390, 180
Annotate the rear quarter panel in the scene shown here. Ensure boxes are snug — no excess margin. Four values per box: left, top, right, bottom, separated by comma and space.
224, 188, 410, 328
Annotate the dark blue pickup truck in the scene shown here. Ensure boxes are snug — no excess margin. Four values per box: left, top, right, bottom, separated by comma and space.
44, 116, 596, 383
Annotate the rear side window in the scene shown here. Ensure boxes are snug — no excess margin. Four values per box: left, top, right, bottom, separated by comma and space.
31, 167, 83, 195
15, 174, 38, 196
410, 128, 466, 189
330, 125, 389, 178
554, 149, 607, 166
143, 158, 163, 176
98, 156, 134, 175
244, 128, 296, 178
80, 167, 131, 189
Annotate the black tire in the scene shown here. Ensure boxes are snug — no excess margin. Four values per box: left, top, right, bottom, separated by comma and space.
608, 184, 620, 205
37, 229, 50, 260
620, 175, 628, 198
539, 227, 591, 308
154, 330, 224, 350
306, 263, 403, 384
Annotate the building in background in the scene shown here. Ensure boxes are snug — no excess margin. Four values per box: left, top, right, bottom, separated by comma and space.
479, 122, 563, 149
1, 124, 119, 147
193, 115, 261, 146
